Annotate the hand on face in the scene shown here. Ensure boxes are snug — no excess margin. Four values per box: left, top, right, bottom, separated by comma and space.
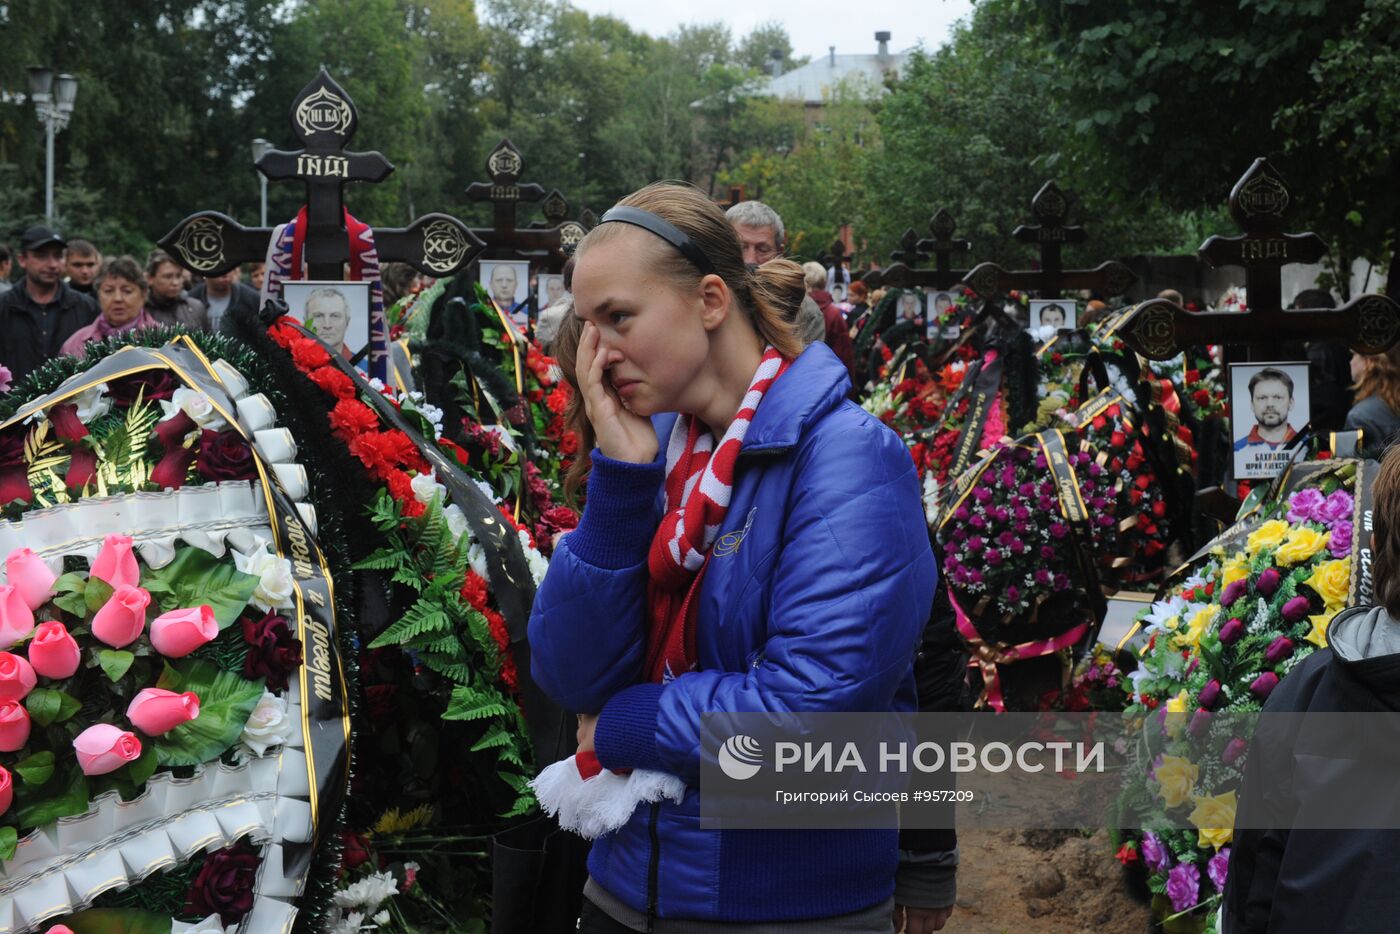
577, 321, 658, 464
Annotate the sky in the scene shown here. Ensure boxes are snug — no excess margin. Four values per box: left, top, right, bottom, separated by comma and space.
566, 0, 977, 60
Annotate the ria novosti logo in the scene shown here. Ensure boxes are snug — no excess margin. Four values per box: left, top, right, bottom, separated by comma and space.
718, 734, 764, 780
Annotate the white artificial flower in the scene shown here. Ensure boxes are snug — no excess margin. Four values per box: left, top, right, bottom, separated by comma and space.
1142, 595, 1188, 634
333, 871, 400, 910
171, 915, 234, 933
240, 690, 294, 756
473, 479, 496, 502
520, 529, 549, 585
235, 545, 297, 611
368, 377, 387, 393
418, 401, 445, 438
161, 386, 228, 430
443, 504, 469, 541
1037, 324, 1057, 343
468, 543, 489, 581
327, 910, 365, 934
921, 473, 940, 528
409, 470, 447, 506
373, 910, 391, 926
71, 382, 113, 421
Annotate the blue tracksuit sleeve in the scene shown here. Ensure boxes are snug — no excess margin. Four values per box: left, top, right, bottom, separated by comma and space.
594, 420, 936, 783
527, 449, 663, 713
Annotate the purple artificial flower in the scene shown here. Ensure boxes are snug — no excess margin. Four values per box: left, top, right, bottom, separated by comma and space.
1256, 568, 1282, 598
1034, 454, 1047, 470
1090, 496, 1108, 511
973, 487, 992, 503
1221, 579, 1247, 607
1050, 522, 1069, 540
1199, 679, 1222, 709
1034, 569, 1053, 586
1097, 514, 1115, 529
1000, 468, 1016, 487
1038, 496, 1056, 512
1320, 490, 1354, 524
1208, 848, 1231, 892
951, 528, 969, 543
1018, 482, 1036, 497
998, 531, 1016, 547
1329, 520, 1353, 559
1286, 488, 1325, 524
967, 569, 984, 585
986, 550, 1004, 567
1015, 447, 1032, 464
1282, 596, 1312, 623
1040, 546, 1055, 560
1007, 585, 1021, 603
1222, 737, 1248, 765
1013, 520, 1032, 536
1185, 656, 1200, 675
967, 536, 985, 552
1265, 636, 1295, 665
1218, 618, 1245, 644
1053, 573, 1070, 591
1166, 862, 1200, 914
1013, 505, 1031, 521
1189, 708, 1213, 737
969, 515, 987, 531
1249, 671, 1280, 700
954, 506, 970, 522
1140, 831, 1171, 873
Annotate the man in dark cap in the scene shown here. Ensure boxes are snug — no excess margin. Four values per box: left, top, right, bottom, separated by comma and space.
0, 226, 98, 381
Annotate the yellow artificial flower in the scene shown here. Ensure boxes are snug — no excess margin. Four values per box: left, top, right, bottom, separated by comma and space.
1175, 604, 1220, 651
1305, 557, 1352, 610
1164, 690, 1191, 737
1275, 526, 1330, 566
1189, 790, 1237, 849
1246, 520, 1290, 556
1221, 552, 1251, 588
1155, 755, 1200, 809
1305, 609, 1338, 649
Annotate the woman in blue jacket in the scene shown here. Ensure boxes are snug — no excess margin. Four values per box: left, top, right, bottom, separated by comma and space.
528, 183, 940, 932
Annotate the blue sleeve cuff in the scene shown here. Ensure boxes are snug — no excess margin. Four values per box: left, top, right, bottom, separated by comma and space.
564, 449, 664, 570
594, 682, 665, 772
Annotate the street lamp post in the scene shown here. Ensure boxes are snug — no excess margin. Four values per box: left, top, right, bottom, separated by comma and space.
251, 138, 273, 227
27, 67, 79, 222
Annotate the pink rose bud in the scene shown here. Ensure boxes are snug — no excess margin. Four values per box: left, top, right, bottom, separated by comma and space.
43, 926, 76, 934
27, 621, 81, 679
1186, 656, 1200, 676
72, 723, 142, 776
1256, 568, 1281, 598
91, 585, 152, 648
0, 699, 31, 752
0, 764, 11, 816
126, 687, 200, 735
1222, 737, 1249, 765
0, 651, 37, 701
1282, 596, 1312, 623
149, 606, 218, 658
1220, 579, 1246, 607
1189, 708, 1213, 737
1249, 671, 1280, 701
1265, 636, 1295, 665
1198, 679, 1222, 710
0, 585, 36, 650
1218, 617, 1245, 645
5, 548, 57, 611
90, 533, 140, 590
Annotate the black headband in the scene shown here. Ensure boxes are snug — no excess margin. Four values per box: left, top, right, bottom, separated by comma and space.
598, 205, 716, 275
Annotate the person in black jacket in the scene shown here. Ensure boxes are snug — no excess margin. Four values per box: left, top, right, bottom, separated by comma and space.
190, 267, 260, 334
1224, 444, 1400, 932
0, 226, 98, 381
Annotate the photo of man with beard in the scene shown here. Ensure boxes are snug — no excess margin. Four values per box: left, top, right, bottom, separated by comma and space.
1231, 363, 1311, 479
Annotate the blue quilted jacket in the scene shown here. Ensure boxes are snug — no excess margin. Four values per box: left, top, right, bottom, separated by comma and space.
528, 341, 937, 924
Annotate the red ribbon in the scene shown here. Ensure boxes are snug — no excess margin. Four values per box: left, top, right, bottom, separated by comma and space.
950, 586, 1090, 712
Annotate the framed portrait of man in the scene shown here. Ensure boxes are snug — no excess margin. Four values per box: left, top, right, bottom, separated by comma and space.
896, 290, 925, 327
831, 283, 847, 304
480, 260, 532, 330
282, 280, 371, 358
1229, 361, 1311, 479
537, 273, 567, 310
928, 290, 959, 338
1029, 299, 1076, 333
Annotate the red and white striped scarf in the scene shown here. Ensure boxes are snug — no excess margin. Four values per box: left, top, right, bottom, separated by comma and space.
644, 346, 791, 683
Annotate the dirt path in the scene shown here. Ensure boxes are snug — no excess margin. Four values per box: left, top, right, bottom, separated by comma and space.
947, 829, 1152, 933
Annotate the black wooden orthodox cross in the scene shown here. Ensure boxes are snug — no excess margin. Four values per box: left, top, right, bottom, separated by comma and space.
1117, 159, 1400, 362
961, 182, 1136, 300
465, 140, 587, 274
159, 69, 485, 379
864, 208, 972, 292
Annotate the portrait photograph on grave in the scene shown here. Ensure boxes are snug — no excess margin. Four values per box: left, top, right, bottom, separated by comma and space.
897, 290, 925, 326
831, 282, 847, 303
537, 272, 567, 309
1030, 299, 1075, 333
481, 259, 532, 329
283, 280, 370, 358
1230, 361, 1311, 479
929, 290, 959, 337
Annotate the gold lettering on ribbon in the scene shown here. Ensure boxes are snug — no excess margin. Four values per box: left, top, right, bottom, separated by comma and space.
307, 616, 334, 702
284, 517, 315, 581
